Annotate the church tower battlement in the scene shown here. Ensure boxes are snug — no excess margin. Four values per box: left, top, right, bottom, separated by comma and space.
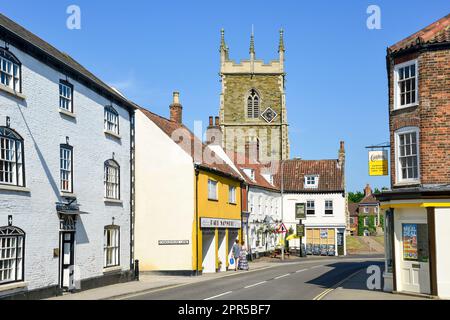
218, 29, 290, 162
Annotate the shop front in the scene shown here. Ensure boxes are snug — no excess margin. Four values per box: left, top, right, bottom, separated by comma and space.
380, 192, 450, 299
304, 227, 346, 257
199, 218, 241, 274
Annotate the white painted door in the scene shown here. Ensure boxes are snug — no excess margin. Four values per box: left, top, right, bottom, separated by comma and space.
400, 223, 430, 294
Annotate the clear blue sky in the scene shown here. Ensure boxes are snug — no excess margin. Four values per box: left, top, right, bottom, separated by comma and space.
1, 1, 448, 192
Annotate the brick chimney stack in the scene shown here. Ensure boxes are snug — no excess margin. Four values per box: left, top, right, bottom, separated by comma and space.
206, 115, 222, 145
364, 184, 373, 197
169, 91, 183, 124
338, 141, 346, 189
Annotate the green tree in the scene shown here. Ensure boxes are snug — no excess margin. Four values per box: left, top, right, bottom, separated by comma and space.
348, 191, 365, 203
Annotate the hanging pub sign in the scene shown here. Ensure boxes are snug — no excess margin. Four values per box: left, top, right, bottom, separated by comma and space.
296, 224, 305, 237
295, 203, 306, 220
369, 150, 389, 176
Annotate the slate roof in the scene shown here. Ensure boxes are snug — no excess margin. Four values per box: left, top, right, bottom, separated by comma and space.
274, 159, 344, 193
389, 13, 450, 54
0, 13, 136, 111
138, 107, 242, 181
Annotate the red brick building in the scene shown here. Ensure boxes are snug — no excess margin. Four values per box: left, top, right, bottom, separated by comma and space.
377, 14, 450, 299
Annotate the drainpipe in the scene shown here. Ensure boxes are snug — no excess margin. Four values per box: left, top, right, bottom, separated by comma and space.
195, 167, 200, 276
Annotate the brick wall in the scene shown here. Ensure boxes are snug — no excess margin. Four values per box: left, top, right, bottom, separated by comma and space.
388, 48, 450, 187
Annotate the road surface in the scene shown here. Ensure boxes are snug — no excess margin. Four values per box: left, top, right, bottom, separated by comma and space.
123, 256, 384, 300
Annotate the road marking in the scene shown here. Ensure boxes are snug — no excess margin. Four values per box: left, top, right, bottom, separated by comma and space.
204, 291, 233, 301
275, 274, 290, 280
310, 265, 322, 269
244, 281, 267, 289
296, 269, 307, 273
313, 269, 363, 300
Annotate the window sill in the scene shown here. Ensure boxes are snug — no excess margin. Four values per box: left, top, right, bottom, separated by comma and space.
228, 202, 237, 206
61, 192, 76, 198
392, 103, 418, 112
208, 198, 219, 202
59, 108, 76, 118
104, 198, 123, 204
104, 130, 122, 140
0, 85, 26, 100
0, 185, 30, 193
394, 181, 421, 188
103, 266, 122, 274
0, 281, 28, 293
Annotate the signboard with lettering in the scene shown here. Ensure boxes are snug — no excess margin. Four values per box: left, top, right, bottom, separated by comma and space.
200, 218, 241, 229
296, 224, 305, 237
369, 150, 389, 176
158, 240, 190, 246
295, 203, 306, 220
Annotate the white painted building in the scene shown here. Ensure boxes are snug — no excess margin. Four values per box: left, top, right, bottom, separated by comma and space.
0, 14, 134, 299
277, 143, 347, 256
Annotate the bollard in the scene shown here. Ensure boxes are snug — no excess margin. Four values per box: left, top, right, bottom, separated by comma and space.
134, 259, 140, 281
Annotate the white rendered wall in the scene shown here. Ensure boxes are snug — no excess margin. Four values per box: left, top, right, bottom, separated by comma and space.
434, 207, 450, 299
0, 43, 131, 293
134, 110, 195, 271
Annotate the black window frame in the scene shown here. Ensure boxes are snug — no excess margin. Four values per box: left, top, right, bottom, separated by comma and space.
59, 79, 74, 113
0, 47, 22, 93
60, 143, 74, 193
104, 159, 120, 200
0, 226, 25, 285
0, 126, 26, 187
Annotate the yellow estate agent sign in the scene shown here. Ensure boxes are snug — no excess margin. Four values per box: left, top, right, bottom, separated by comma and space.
369, 150, 388, 176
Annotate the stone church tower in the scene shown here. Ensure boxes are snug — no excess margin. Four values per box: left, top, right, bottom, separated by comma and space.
218, 29, 290, 162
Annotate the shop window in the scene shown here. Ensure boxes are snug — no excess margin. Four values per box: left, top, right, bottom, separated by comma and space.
385, 210, 394, 273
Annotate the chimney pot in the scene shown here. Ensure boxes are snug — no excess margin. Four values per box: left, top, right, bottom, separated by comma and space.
173, 91, 180, 104
215, 117, 220, 126
209, 116, 213, 127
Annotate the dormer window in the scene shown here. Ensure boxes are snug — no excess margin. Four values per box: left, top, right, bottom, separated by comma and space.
305, 175, 319, 188
243, 168, 255, 181
0, 48, 21, 92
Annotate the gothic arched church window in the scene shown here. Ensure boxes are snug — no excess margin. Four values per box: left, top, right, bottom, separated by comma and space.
247, 89, 260, 119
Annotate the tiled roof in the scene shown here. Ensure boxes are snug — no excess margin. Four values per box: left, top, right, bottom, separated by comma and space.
0, 13, 136, 111
138, 107, 242, 181
226, 153, 279, 192
359, 193, 379, 205
348, 203, 359, 217
274, 159, 344, 192
389, 13, 450, 54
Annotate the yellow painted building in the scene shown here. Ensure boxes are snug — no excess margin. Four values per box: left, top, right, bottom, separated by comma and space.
194, 166, 243, 273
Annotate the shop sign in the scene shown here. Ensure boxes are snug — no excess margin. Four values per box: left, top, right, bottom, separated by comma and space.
403, 224, 418, 260
296, 224, 305, 237
201, 218, 241, 229
158, 240, 190, 246
369, 150, 389, 176
295, 203, 306, 220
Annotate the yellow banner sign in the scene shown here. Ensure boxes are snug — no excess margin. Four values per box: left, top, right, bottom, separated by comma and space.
369, 150, 388, 176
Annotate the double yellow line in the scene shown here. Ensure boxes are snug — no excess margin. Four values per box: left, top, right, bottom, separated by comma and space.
313, 269, 363, 300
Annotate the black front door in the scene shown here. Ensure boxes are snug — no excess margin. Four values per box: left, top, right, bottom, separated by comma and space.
60, 231, 75, 291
